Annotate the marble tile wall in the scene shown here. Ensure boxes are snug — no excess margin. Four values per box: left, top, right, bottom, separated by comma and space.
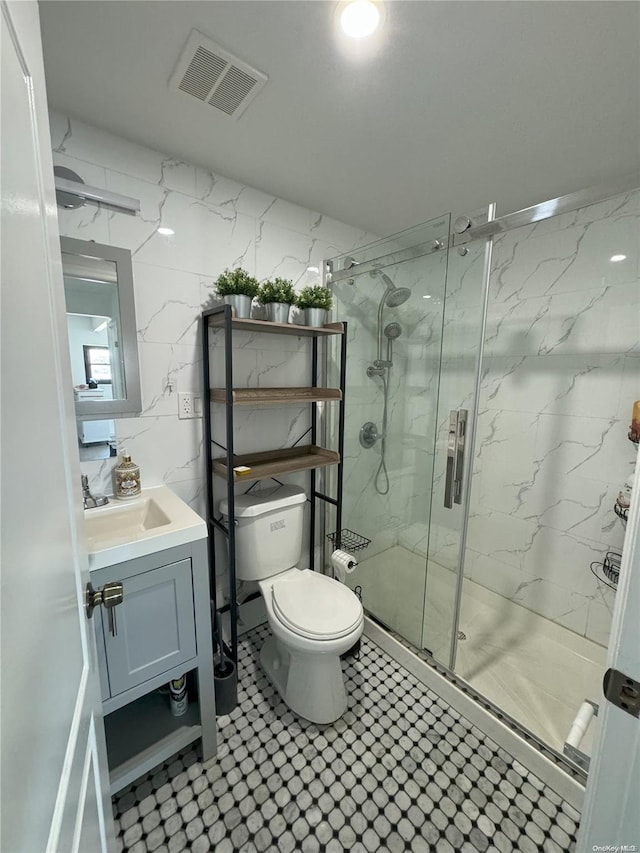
466, 190, 639, 646
49, 113, 378, 594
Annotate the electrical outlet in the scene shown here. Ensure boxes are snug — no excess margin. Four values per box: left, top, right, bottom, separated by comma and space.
178, 391, 200, 419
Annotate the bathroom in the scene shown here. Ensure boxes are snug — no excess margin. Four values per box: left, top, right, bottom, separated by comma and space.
2, 1, 639, 851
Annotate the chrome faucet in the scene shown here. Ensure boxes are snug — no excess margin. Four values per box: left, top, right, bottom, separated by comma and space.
82, 474, 109, 509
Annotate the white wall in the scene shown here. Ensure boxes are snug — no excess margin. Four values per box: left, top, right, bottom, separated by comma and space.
50, 112, 377, 536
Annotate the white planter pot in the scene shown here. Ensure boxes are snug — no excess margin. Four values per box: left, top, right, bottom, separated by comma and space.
223, 294, 252, 318
305, 307, 328, 327
267, 302, 291, 323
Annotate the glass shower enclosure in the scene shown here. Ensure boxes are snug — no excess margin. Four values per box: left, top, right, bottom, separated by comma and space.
324, 210, 491, 666
324, 181, 638, 766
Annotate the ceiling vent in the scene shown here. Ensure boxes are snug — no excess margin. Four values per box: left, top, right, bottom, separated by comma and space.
169, 30, 267, 119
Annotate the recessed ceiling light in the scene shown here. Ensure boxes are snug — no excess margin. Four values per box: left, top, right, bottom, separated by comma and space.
610, 254, 626, 262
423, 295, 432, 299
157, 226, 175, 236
307, 266, 319, 273
341, 0, 380, 38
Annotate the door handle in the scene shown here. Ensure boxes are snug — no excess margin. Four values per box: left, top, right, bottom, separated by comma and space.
454, 409, 467, 505
444, 409, 468, 508
444, 410, 458, 508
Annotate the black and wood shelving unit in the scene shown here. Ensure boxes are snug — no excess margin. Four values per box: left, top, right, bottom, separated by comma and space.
201, 305, 347, 668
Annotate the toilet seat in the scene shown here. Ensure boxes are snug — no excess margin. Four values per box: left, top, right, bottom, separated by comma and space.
270, 569, 362, 640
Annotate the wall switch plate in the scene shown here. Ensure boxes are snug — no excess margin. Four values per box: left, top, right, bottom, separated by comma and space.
178, 391, 200, 419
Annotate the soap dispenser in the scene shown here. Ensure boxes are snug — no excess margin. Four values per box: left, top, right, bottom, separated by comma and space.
114, 450, 141, 501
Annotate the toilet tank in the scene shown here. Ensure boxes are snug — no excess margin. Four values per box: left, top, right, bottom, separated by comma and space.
220, 485, 306, 581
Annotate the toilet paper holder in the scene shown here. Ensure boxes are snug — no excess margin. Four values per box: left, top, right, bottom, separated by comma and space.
331, 549, 358, 583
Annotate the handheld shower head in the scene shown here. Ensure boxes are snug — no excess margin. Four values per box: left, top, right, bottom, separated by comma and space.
383, 322, 402, 364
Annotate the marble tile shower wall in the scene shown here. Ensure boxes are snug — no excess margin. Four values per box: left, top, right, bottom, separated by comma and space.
467, 190, 639, 646
49, 112, 378, 534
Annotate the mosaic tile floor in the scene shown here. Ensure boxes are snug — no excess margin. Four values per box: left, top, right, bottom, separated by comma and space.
114, 625, 581, 852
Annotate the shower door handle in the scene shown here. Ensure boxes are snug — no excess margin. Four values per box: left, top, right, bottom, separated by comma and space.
444, 411, 458, 508
454, 409, 468, 505
444, 409, 468, 508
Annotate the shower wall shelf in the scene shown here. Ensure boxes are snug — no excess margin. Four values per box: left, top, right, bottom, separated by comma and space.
590, 551, 621, 590
201, 304, 347, 673
614, 503, 628, 523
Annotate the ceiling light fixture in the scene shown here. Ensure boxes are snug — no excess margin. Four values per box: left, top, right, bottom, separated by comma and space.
610, 254, 626, 262
423, 295, 432, 299
341, 0, 380, 38
157, 227, 175, 236
307, 266, 319, 273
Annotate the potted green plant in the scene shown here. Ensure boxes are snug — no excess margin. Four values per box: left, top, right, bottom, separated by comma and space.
214, 268, 259, 319
296, 285, 333, 327
257, 277, 296, 323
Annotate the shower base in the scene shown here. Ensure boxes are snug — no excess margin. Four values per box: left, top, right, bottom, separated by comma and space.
351, 545, 606, 756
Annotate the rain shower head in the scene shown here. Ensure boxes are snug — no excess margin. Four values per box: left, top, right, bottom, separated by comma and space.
371, 270, 412, 365
385, 287, 411, 307
371, 269, 412, 307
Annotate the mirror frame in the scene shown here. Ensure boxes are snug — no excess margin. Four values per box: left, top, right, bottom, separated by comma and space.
61, 236, 142, 420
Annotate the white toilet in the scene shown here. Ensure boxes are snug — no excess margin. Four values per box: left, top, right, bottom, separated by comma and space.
220, 484, 363, 724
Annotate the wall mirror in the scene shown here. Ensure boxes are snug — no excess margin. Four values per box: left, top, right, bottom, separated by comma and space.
61, 236, 141, 421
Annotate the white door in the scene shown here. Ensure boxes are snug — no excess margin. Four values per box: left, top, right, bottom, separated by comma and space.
577, 450, 640, 851
0, 2, 113, 851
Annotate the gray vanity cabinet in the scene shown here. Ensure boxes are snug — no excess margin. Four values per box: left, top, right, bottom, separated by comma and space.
90, 539, 216, 794
100, 558, 196, 696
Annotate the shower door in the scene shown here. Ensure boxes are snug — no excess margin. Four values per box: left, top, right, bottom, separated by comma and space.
325, 212, 490, 656
420, 230, 491, 668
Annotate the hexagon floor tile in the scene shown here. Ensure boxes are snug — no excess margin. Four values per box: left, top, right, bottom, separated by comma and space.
113, 625, 580, 852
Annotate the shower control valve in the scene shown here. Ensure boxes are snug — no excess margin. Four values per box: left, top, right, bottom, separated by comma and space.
359, 421, 380, 449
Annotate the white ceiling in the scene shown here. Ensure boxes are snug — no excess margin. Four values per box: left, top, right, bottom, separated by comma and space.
39, 1, 640, 235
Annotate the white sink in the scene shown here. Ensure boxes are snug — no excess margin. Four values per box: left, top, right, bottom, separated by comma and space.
84, 485, 207, 570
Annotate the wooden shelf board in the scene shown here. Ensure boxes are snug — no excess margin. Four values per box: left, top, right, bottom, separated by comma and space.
105, 691, 200, 794
213, 444, 340, 482
209, 386, 342, 406
208, 312, 344, 337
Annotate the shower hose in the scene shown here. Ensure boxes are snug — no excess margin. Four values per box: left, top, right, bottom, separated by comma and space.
374, 371, 391, 495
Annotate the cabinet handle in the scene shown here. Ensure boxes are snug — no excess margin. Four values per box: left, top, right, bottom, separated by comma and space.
85, 581, 124, 636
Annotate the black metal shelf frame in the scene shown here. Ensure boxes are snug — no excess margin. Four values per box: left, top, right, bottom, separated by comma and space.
201, 304, 347, 666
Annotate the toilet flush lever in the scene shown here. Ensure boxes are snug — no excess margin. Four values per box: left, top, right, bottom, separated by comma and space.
85, 581, 124, 636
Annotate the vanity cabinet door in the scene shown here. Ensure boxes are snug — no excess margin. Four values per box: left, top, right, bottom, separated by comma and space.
101, 559, 196, 696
